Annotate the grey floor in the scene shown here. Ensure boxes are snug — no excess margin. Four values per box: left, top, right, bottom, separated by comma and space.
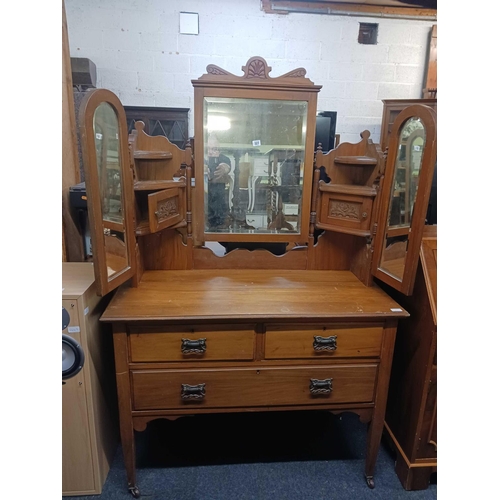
72, 411, 437, 500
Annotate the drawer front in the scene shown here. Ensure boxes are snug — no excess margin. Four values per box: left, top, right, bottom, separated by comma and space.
131, 364, 377, 410
265, 325, 383, 360
129, 326, 255, 362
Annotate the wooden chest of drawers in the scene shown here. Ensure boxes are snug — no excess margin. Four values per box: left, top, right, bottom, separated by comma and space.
101, 270, 407, 496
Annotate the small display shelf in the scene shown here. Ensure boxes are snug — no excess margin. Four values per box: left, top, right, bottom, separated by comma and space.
314, 131, 384, 238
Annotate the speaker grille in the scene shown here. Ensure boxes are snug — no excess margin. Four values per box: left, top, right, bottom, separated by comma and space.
62, 334, 85, 380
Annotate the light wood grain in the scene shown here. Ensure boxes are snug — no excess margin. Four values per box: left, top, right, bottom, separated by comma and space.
131, 364, 377, 410
101, 270, 408, 322
264, 324, 383, 359
129, 326, 255, 362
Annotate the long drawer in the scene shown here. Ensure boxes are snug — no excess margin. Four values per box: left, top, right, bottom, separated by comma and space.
264, 324, 383, 359
129, 325, 255, 362
131, 364, 377, 410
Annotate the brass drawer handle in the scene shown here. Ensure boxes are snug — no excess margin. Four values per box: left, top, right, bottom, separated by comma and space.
310, 378, 333, 395
313, 335, 337, 351
181, 338, 207, 354
181, 383, 206, 400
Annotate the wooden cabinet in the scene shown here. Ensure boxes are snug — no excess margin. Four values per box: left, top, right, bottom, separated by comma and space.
124, 106, 189, 149
76, 57, 438, 498
102, 269, 406, 495
380, 99, 437, 151
62, 263, 118, 496
382, 226, 437, 490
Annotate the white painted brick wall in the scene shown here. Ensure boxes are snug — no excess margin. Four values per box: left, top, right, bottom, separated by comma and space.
65, 0, 435, 143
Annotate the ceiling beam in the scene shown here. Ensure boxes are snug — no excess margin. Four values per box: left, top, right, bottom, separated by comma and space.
261, 1, 437, 20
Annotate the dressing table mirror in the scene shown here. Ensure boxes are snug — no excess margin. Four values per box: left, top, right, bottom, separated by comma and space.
78, 89, 136, 296
192, 57, 320, 246
371, 105, 437, 295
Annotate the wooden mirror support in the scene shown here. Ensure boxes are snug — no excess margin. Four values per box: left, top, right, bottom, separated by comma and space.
78, 89, 137, 296
371, 105, 437, 295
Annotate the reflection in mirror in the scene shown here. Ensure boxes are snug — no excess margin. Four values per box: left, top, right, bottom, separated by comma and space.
203, 97, 307, 235
380, 234, 408, 281
387, 117, 426, 227
380, 117, 426, 281
380, 117, 425, 281
93, 103, 128, 278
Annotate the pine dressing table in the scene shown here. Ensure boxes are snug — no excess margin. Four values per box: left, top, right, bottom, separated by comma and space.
75, 57, 437, 497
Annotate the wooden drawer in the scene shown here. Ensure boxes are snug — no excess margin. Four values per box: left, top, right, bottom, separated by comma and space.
264, 325, 383, 360
128, 326, 255, 362
131, 364, 377, 410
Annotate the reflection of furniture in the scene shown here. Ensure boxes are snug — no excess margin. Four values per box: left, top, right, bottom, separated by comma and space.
247, 157, 269, 212
62, 263, 118, 496
124, 106, 190, 149
101, 269, 408, 496
382, 226, 437, 490
266, 148, 303, 229
380, 99, 437, 151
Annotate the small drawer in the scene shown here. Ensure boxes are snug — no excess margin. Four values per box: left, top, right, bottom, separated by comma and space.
264, 325, 383, 360
129, 326, 255, 363
131, 364, 377, 410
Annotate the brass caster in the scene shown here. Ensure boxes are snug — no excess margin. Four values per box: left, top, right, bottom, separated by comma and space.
365, 475, 375, 489
129, 485, 140, 498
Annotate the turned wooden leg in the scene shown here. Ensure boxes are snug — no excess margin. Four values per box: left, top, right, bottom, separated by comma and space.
364, 323, 397, 488
113, 327, 139, 496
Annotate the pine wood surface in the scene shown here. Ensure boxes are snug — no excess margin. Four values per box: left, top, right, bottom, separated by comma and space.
101, 270, 409, 323
129, 327, 255, 362
131, 364, 378, 410
264, 324, 383, 359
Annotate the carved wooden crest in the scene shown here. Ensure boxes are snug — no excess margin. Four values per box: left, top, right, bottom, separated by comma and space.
201, 56, 314, 85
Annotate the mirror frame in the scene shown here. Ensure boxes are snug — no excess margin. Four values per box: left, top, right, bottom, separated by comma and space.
78, 89, 137, 296
371, 104, 437, 296
191, 57, 321, 245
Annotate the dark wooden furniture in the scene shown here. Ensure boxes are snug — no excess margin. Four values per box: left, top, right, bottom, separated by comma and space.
76, 57, 438, 498
124, 106, 189, 149
382, 225, 437, 490
423, 25, 437, 99
380, 98, 437, 151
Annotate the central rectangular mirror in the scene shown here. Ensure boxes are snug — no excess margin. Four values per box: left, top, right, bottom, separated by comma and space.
192, 57, 321, 245
203, 97, 308, 235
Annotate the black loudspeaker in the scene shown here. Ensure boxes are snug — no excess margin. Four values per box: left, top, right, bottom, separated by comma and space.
62, 334, 85, 380
62, 307, 85, 380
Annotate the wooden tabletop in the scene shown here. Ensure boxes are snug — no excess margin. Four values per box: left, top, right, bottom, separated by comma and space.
100, 270, 409, 323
